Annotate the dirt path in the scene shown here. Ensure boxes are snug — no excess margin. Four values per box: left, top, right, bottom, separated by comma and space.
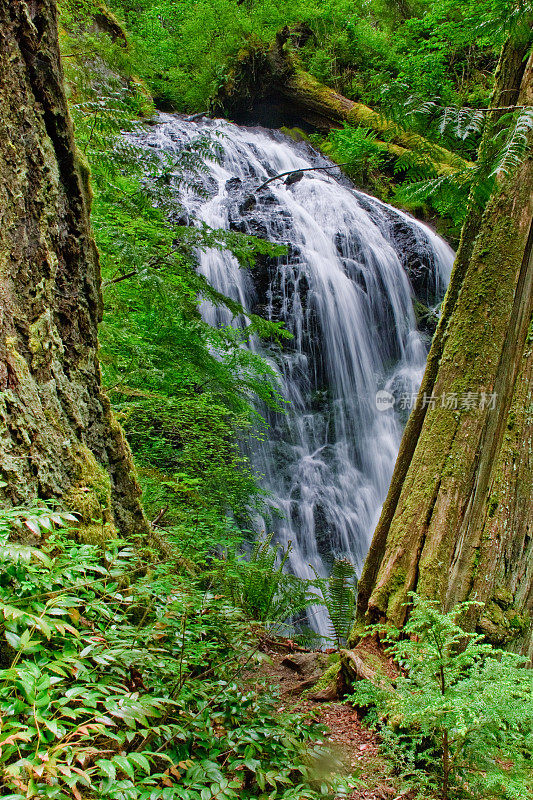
250, 645, 408, 800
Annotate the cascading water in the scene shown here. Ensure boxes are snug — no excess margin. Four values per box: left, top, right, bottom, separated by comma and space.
138, 114, 455, 635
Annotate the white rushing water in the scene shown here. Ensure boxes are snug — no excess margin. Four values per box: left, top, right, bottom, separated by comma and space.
138, 114, 455, 634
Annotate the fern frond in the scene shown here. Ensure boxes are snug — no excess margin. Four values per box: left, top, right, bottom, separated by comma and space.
490, 107, 533, 178
327, 558, 357, 647
311, 558, 357, 647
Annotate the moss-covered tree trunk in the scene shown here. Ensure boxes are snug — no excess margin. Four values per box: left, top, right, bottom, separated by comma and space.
0, 0, 148, 540
355, 43, 533, 658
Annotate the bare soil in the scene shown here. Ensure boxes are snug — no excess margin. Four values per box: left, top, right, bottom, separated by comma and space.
247, 644, 411, 800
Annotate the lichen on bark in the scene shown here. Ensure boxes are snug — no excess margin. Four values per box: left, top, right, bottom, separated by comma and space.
0, 0, 148, 540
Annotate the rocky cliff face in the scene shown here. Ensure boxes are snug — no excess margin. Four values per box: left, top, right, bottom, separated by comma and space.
0, 0, 148, 540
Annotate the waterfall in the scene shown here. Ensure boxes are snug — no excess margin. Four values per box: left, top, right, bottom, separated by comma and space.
137, 114, 455, 635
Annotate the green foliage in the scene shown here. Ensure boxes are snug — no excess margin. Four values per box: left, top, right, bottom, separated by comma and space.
0, 513, 338, 800
213, 533, 316, 633
95, 0, 503, 114
326, 126, 386, 187
0, 500, 77, 565
328, 98, 533, 229
312, 558, 357, 648
352, 594, 533, 800
393, 165, 480, 227
390, 103, 533, 226
490, 106, 533, 177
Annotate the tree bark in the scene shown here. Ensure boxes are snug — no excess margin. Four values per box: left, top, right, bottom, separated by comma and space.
354, 42, 533, 659
0, 0, 148, 540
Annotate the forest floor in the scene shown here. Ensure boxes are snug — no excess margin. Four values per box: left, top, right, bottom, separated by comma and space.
245, 643, 411, 800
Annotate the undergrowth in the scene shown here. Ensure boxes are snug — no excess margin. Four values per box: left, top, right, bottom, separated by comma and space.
0, 508, 341, 800
352, 595, 533, 800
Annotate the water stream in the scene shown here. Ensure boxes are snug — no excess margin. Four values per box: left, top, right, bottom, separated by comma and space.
138, 115, 455, 634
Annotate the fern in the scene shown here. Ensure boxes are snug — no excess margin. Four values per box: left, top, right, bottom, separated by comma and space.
327, 124, 386, 184
394, 105, 533, 226
312, 558, 357, 648
471, 0, 533, 41
490, 107, 533, 177
377, 63, 532, 230
438, 105, 486, 140
212, 533, 316, 631
328, 558, 357, 647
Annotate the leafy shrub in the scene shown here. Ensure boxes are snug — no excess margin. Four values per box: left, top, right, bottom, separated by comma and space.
0, 510, 337, 799
352, 594, 533, 800
326, 125, 386, 187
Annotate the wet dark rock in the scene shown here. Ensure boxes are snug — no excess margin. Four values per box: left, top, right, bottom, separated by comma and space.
354, 194, 442, 313
229, 217, 270, 239
341, 259, 367, 293
228, 219, 247, 234
198, 174, 219, 197
286, 243, 302, 261
313, 503, 333, 561
258, 191, 281, 207
389, 220, 437, 304
285, 170, 304, 186
174, 211, 190, 226
225, 177, 242, 192
335, 231, 364, 261
239, 195, 257, 214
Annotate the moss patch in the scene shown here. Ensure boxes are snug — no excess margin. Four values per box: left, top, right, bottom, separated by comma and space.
63, 445, 118, 544
307, 659, 340, 694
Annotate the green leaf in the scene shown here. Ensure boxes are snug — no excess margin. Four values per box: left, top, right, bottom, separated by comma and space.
128, 752, 151, 773
43, 719, 62, 737
5, 631, 20, 649
96, 759, 116, 781
114, 755, 135, 780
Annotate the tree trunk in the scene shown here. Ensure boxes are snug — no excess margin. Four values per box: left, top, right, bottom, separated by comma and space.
354, 42, 533, 658
0, 0, 148, 541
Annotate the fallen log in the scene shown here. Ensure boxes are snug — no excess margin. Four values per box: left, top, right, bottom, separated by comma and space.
212, 29, 469, 175
283, 71, 466, 171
